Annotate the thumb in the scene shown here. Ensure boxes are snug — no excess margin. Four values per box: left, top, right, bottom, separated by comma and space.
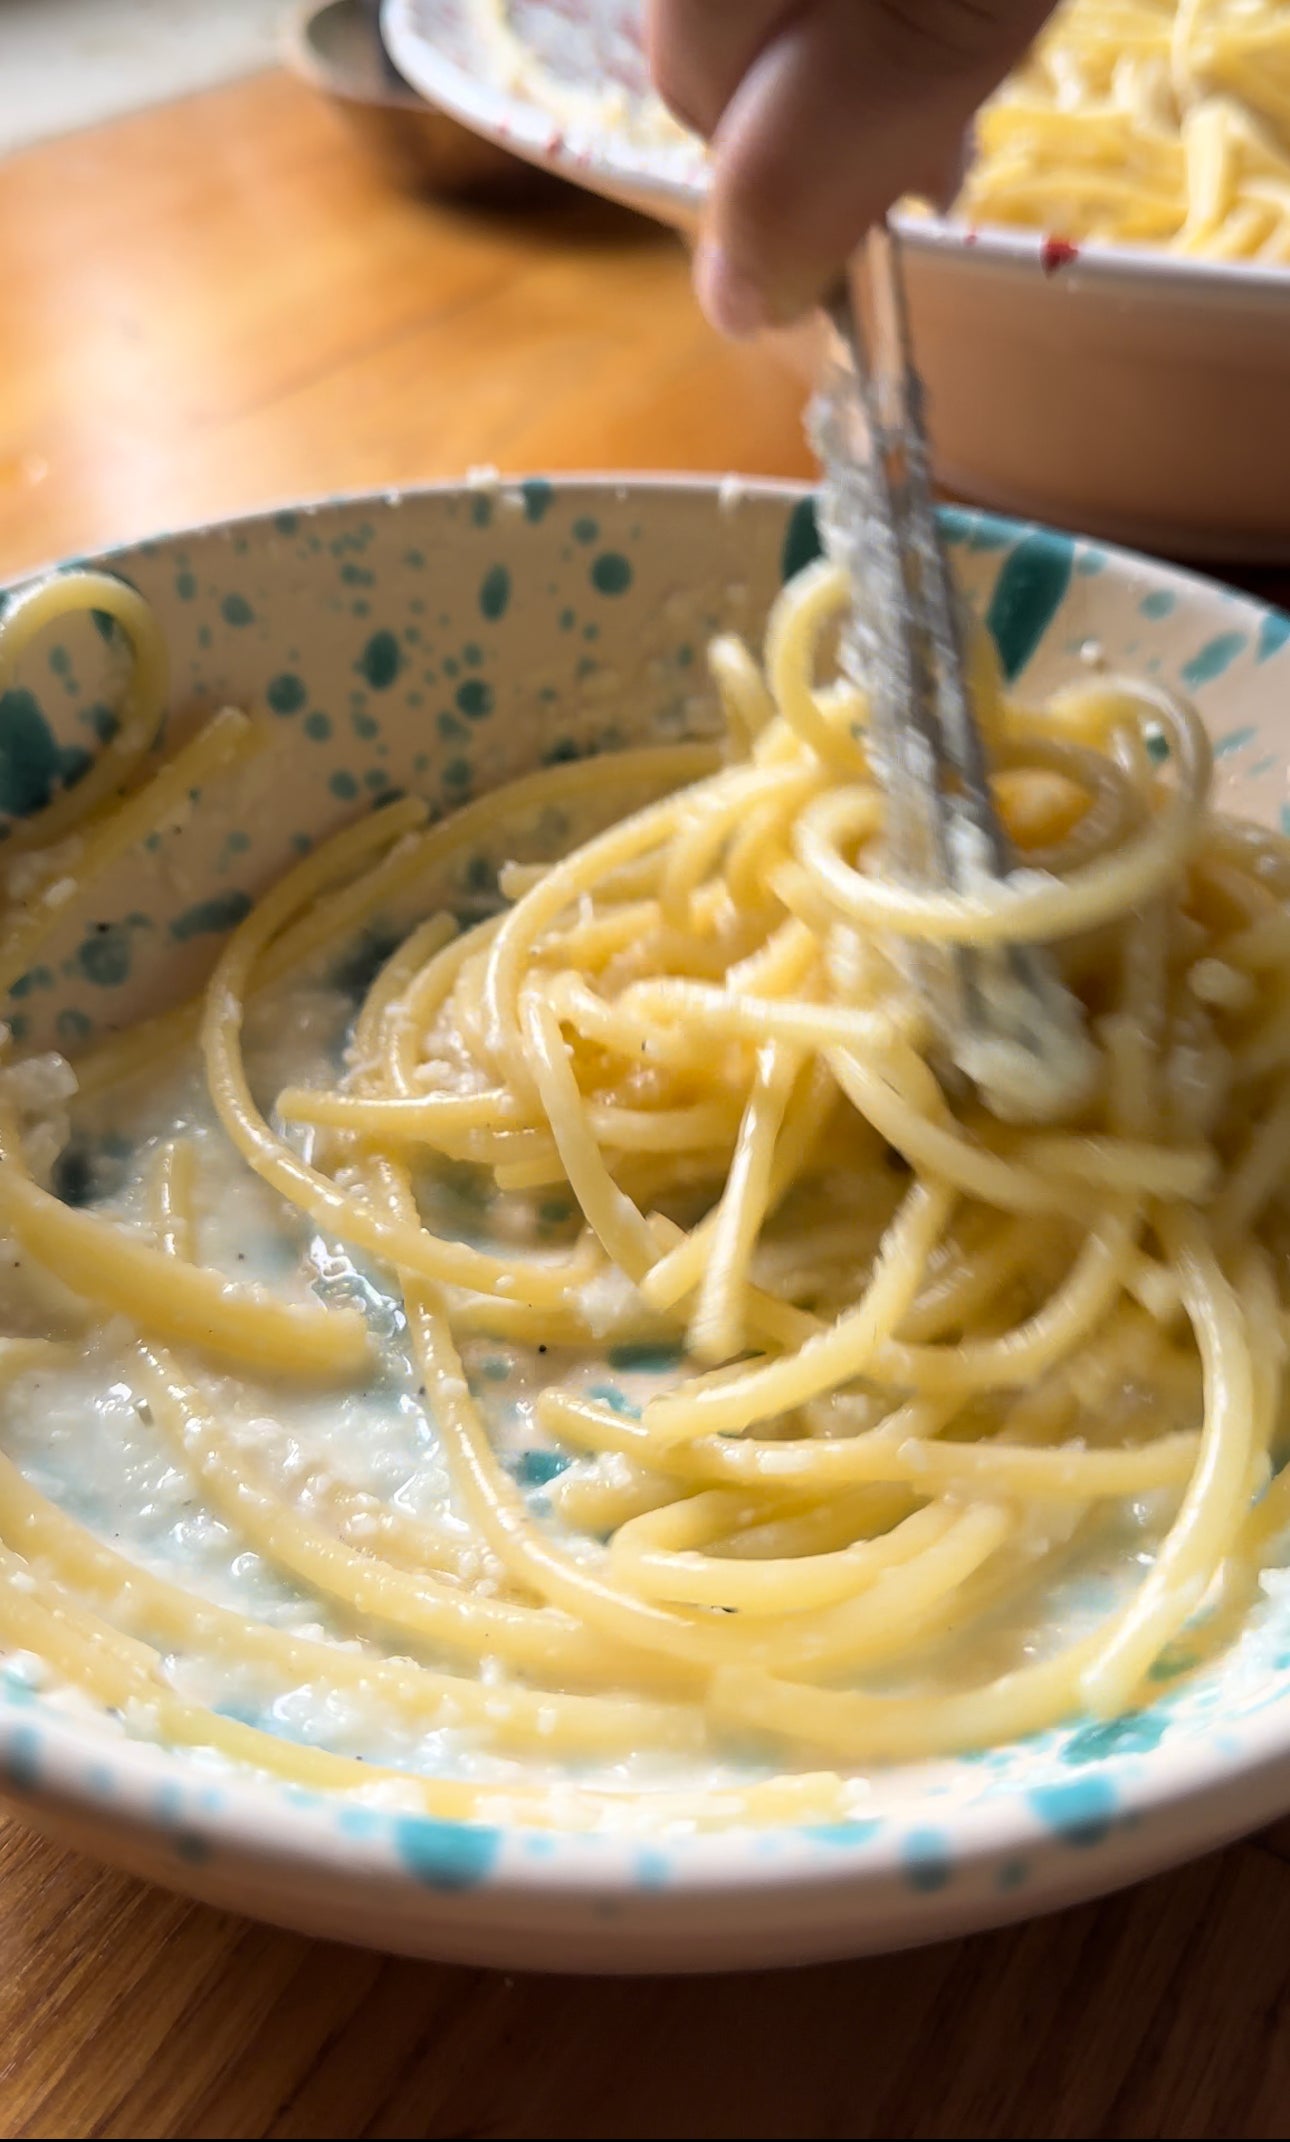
694, 0, 1052, 337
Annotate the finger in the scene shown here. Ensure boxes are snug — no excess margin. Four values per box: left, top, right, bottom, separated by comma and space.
646, 0, 798, 136
696, 0, 1053, 335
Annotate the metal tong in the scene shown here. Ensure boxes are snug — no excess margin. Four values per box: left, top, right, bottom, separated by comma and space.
812, 223, 1095, 1123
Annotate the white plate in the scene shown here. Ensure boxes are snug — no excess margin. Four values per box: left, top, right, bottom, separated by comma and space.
382, 0, 1290, 562
3, 477, 1290, 1970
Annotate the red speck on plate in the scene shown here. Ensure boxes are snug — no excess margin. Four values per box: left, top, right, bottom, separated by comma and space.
964, 228, 979, 247
1040, 235, 1079, 276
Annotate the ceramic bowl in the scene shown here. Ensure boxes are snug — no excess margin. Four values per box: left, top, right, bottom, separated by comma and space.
3, 477, 1290, 1972
285, 0, 545, 199
381, 0, 1290, 563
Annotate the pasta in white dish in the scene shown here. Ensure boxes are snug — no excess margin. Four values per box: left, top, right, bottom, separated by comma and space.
468, 0, 1290, 263
961, 0, 1290, 260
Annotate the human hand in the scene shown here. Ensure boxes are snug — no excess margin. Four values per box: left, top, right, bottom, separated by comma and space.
647, 0, 1058, 335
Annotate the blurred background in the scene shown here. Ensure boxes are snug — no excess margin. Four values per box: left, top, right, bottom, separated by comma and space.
5, 0, 1287, 577
1, 0, 285, 153
0, 0, 813, 588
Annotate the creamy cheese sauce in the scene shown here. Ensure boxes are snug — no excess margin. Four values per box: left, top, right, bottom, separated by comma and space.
0, 929, 1182, 1801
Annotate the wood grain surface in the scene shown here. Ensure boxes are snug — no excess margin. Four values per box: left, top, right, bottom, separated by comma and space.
2, 64, 1290, 2142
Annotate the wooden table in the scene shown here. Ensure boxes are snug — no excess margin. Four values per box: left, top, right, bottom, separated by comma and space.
3, 66, 1290, 2142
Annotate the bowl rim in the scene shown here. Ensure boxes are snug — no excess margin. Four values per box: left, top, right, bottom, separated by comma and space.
380, 0, 1290, 305
286, 0, 426, 113
6, 468, 1288, 627
3, 474, 1290, 1931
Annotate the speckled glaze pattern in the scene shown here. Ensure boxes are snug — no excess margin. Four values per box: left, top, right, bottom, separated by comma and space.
3, 477, 1290, 1973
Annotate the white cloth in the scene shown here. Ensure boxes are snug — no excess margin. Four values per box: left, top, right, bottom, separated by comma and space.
0, 0, 285, 157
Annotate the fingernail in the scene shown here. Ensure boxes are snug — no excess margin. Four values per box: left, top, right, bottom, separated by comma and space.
694, 239, 769, 340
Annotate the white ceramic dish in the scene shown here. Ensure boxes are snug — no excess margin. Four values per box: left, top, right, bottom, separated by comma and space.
381, 0, 1290, 563
3, 476, 1290, 1973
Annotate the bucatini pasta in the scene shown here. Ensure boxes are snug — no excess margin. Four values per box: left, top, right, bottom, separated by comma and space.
0, 553, 1286, 1829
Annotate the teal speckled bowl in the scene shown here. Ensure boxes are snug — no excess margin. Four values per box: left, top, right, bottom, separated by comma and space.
2, 477, 1290, 1973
